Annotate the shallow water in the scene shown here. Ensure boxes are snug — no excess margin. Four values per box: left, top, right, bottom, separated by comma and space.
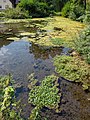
0, 22, 90, 119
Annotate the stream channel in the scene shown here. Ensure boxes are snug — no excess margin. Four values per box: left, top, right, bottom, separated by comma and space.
0, 21, 90, 120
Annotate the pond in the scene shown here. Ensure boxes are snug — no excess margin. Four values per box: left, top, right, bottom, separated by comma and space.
0, 22, 90, 120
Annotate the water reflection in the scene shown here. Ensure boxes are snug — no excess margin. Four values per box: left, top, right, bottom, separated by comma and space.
29, 43, 62, 59
0, 22, 90, 120
0, 40, 55, 81
0, 39, 12, 48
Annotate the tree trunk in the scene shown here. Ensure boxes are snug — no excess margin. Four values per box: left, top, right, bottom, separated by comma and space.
84, 0, 86, 9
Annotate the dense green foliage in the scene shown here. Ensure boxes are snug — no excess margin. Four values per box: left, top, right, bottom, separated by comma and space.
29, 75, 60, 120
61, 0, 85, 20
0, 0, 88, 19
54, 55, 90, 90
4, 7, 29, 19
18, 0, 51, 17
61, 1, 71, 17
75, 26, 90, 64
17, 0, 73, 18
0, 75, 22, 120
83, 2, 90, 23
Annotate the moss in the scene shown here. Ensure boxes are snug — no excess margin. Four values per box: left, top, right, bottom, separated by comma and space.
54, 55, 90, 90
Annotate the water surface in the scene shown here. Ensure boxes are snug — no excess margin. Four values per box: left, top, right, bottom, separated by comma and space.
0, 22, 90, 120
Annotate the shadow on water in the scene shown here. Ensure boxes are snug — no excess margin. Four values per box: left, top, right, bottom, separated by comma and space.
0, 22, 90, 120
41, 77, 90, 120
0, 39, 12, 48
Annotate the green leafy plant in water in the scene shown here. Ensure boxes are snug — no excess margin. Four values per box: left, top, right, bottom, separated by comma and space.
29, 75, 61, 120
54, 55, 90, 90
50, 37, 74, 48
0, 75, 23, 120
50, 38, 65, 46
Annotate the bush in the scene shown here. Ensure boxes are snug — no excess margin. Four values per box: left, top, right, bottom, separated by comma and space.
0, 11, 5, 17
83, 11, 90, 24
83, 2, 90, 24
61, 1, 71, 17
75, 26, 90, 64
61, 1, 85, 20
33, 2, 50, 17
69, 11, 76, 20
70, 4, 85, 19
53, 12, 61, 16
4, 7, 29, 19
18, 0, 50, 18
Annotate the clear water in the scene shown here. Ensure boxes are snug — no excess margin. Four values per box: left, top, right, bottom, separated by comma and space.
0, 22, 90, 120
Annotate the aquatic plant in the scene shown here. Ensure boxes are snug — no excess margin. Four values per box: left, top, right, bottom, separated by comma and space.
50, 38, 65, 46
54, 55, 90, 90
29, 75, 61, 120
0, 75, 23, 120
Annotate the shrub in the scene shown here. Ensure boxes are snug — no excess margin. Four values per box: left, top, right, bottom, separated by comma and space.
0, 11, 5, 17
4, 7, 29, 19
69, 11, 76, 20
83, 2, 90, 24
70, 4, 85, 19
84, 11, 90, 24
53, 12, 61, 16
18, 0, 50, 18
33, 2, 50, 17
75, 26, 90, 64
61, 1, 71, 17
61, 1, 85, 20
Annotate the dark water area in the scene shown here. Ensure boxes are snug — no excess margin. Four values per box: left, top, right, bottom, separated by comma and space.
0, 22, 90, 120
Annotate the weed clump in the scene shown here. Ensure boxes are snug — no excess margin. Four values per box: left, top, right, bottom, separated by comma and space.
29, 75, 61, 120
0, 75, 23, 120
54, 55, 90, 90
